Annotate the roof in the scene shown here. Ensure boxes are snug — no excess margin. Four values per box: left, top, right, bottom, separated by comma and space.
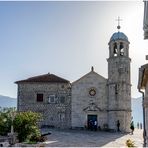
110, 32, 128, 42
72, 67, 107, 85
15, 73, 69, 84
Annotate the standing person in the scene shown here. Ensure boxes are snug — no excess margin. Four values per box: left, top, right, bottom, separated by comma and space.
140, 122, 142, 129
130, 121, 135, 135
88, 120, 91, 130
137, 122, 139, 129
90, 120, 93, 131
117, 120, 120, 132
94, 120, 98, 131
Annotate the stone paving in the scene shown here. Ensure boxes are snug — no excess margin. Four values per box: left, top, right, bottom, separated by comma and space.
43, 128, 143, 147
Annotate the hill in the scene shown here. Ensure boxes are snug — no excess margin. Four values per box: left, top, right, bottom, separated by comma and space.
0, 95, 17, 108
0, 95, 143, 126
131, 97, 143, 126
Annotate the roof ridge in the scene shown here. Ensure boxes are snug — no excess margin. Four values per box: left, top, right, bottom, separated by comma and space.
72, 70, 106, 84
15, 73, 69, 84
27, 73, 50, 80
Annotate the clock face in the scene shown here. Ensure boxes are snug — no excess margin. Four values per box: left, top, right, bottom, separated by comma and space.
89, 88, 96, 96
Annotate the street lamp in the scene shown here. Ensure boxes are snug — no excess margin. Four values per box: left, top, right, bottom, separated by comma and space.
9, 109, 16, 145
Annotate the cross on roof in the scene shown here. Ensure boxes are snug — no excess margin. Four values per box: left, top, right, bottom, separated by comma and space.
116, 16, 122, 31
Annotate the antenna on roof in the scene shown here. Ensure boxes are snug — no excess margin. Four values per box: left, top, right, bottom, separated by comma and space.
116, 16, 122, 32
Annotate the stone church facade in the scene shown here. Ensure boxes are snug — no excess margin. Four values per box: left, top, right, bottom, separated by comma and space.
16, 30, 131, 132
71, 68, 108, 129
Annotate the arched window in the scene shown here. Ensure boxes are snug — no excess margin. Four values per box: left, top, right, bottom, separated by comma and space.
120, 43, 124, 56
113, 43, 118, 56
59, 113, 65, 121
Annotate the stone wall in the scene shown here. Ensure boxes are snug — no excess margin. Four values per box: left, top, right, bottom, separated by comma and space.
145, 82, 148, 146
17, 82, 71, 129
108, 111, 131, 132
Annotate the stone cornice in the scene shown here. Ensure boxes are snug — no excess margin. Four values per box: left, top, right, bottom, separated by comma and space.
107, 56, 131, 62
138, 65, 148, 89
107, 81, 131, 86
107, 109, 132, 112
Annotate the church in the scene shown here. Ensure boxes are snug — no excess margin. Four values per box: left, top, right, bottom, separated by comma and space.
15, 26, 131, 132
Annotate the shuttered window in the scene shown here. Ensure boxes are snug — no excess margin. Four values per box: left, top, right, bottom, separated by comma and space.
37, 93, 43, 102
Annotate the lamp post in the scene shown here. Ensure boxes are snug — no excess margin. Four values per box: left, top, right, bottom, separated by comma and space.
9, 109, 16, 145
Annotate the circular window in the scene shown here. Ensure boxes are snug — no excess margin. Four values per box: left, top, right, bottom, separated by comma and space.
89, 88, 96, 96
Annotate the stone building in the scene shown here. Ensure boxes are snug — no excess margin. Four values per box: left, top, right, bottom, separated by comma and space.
71, 30, 131, 132
143, 1, 148, 39
138, 63, 148, 146
16, 28, 131, 132
137, 1, 148, 146
15, 74, 71, 128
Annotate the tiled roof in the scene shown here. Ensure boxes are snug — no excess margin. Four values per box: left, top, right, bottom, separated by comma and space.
15, 73, 69, 83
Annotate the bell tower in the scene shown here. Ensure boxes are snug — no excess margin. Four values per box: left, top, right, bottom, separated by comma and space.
107, 20, 131, 132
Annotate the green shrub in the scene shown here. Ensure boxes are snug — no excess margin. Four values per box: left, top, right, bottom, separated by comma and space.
0, 108, 42, 143
126, 139, 135, 147
13, 111, 41, 142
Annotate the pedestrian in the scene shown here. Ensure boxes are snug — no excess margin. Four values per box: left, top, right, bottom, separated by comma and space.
89, 120, 93, 131
137, 122, 139, 129
94, 120, 97, 131
130, 121, 134, 134
88, 120, 91, 130
117, 120, 120, 132
140, 122, 142, 129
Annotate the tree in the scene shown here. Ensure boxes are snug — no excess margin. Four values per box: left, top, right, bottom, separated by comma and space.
0, 107, 16, 136
0, 108, 41, 143
13, 111, 41, 142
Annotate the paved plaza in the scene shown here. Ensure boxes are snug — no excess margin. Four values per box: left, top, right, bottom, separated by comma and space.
43, 128, 143, 147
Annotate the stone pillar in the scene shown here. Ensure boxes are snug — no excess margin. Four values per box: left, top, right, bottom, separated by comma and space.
143, 97, 148, 146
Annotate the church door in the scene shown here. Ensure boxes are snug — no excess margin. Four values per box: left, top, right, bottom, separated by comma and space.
87, 115, 97, 129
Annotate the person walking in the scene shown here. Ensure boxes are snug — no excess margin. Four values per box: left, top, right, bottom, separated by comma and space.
140, 122, 142, 129
137, 122, 139, 129
117, 120, 120, 132
130, 121, 135, 135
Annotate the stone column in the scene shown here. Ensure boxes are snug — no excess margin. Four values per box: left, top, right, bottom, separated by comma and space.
143, 97, 148, 146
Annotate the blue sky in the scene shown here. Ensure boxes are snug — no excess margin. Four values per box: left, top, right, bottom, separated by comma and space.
0, 1, 147, 98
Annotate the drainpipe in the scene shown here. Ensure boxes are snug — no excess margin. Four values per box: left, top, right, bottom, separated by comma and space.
138, 89, 146, 147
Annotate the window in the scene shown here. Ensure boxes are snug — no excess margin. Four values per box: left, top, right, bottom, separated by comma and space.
60, 96, 65, 104
48, 95, 55, 103
115, 84, 118, 94
120, 43, 124, 56
50, 117, 53, 121
37, 93, 43, 102
59, 113, 65, 121
113, 43, 118, 57
118, 67, 124, 74
89, 88, 96, 97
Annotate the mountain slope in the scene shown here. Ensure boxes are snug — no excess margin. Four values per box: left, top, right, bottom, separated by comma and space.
0, 95, 143, 125
0, 95, 17, 108
131, 97, 143, 125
